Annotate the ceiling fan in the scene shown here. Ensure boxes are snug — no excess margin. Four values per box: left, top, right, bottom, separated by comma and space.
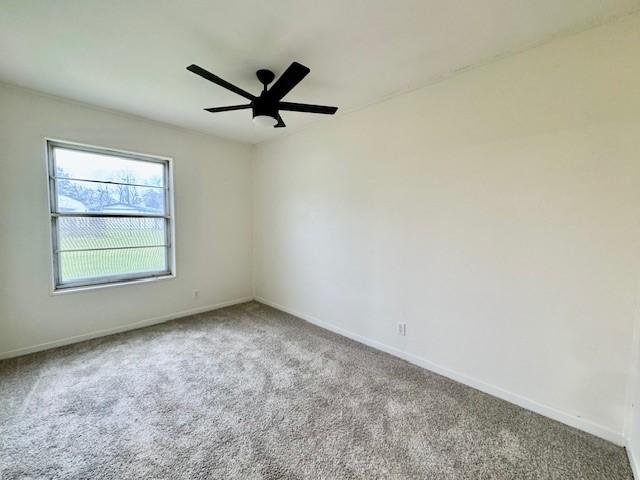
187, 62, 338, 128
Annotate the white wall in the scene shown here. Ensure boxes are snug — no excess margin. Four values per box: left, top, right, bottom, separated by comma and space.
253, 14, 640, 444
0, 84, 254, 358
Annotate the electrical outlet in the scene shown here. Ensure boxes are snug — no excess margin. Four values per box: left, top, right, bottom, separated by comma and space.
397, 322, 407, 337
193, 290, 199, 299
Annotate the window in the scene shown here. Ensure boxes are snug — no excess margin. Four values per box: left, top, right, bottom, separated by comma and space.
47, 140, 175, 291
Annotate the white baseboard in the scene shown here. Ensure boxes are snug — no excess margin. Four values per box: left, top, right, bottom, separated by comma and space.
628, 440, 640, 480
2, 293, 626, 447
255, 296, 625, 447
0, 296, 254, 360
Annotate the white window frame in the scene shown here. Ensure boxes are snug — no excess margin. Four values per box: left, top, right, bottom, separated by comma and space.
46, 139, 176, 293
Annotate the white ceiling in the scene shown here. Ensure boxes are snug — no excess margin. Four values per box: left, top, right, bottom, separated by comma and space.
1, 0, 638, 144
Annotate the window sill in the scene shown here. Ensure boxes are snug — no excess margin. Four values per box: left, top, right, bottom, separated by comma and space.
50, 274, 176, 296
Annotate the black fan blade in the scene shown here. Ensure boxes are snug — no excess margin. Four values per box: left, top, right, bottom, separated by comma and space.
267, 62, 310, 100
187, 64, 255, 100
279, 102, 338, 115
204, 104, 252, 113
274, 114, 286, 128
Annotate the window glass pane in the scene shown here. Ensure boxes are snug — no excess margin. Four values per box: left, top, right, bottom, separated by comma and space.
59, 247, 168, 283
54, 147, 164, 187
55, 179, 165, 214
58, 217, 166, 250
49, 141, 173, 289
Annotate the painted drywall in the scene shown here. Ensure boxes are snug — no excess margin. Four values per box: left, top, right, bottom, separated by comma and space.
0, 84, 253, 358
253, 13, 640, 443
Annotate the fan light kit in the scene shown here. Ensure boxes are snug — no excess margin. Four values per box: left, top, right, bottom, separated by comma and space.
187, 62, 338, 128
253, 115, 278, 127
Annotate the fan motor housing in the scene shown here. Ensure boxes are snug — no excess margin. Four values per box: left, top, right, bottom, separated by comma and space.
252, 93, 278, 120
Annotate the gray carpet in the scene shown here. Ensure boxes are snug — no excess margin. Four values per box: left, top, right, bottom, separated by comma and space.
0, 302, 632, 479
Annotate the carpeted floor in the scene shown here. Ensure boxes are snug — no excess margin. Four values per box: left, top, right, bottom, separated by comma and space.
0, 302, 632, 479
